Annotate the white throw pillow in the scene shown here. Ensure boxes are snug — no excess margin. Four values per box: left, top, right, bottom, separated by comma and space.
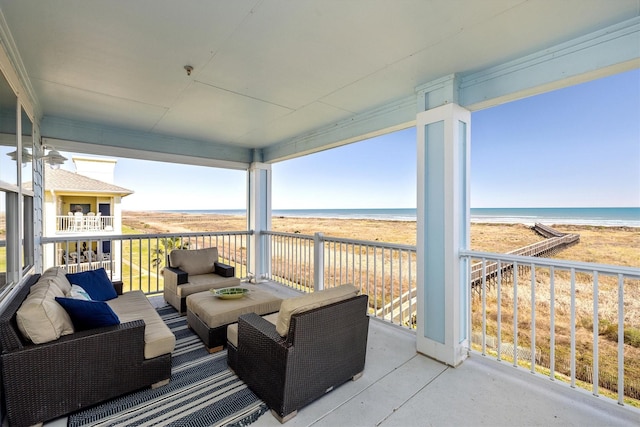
68, 284, 92, 301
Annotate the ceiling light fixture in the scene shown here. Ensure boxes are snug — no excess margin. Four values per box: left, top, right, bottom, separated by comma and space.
40, 147, 68, 169
184, 65, 193, 76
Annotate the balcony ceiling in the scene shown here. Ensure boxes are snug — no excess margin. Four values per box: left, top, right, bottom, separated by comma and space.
0, 1, 638, 166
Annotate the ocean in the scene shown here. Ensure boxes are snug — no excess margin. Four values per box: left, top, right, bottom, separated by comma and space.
162, 207, 640, 227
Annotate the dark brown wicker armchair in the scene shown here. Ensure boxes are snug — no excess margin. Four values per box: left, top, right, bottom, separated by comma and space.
233, 294, 369, 423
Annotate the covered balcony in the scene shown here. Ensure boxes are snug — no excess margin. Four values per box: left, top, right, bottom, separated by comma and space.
0, 1, 639, 426
39, 230, 640, 425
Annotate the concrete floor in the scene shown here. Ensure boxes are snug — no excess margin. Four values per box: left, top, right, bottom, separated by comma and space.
41, 283, 640, 427
252, 317, 640, 427
250, 282, 640, 427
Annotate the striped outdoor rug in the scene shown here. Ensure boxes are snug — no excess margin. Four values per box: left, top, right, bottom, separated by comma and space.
68, 306, 268, 427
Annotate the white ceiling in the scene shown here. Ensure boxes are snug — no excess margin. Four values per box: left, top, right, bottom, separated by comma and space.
0, 1, 638, 163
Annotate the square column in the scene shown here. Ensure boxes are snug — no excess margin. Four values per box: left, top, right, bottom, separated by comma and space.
247, 162, 272, 281
416, 102, 470, 366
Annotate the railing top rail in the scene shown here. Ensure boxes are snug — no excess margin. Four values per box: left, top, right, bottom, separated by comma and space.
264, 230, 417, 251
42, 230, 252, 244
460, 249, 640, 277
262, 230, 314, 240
55, 214, 115, 217
323, 235, 416, 251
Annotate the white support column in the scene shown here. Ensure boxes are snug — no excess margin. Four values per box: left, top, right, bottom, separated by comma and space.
247, 162, 272, 282
416, 100, 471, 367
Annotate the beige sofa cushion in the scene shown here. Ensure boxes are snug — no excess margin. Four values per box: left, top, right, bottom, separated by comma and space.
275, 284, 358, 337
16, 276, 75, 344
169, 248, 218, 276
227, 312, 278, 348
40, 266, 73, 294
108, 291, 176, 359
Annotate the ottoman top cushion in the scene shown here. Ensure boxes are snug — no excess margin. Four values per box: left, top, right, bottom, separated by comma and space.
187, 286, 283, 329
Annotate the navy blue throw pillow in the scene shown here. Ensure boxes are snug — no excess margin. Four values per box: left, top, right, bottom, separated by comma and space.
66, 268, 117, 301
55, 297, 120, 331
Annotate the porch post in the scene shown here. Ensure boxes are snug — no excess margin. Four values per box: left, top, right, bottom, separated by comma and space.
247, 162, 272, 282
415, 75, 471, 366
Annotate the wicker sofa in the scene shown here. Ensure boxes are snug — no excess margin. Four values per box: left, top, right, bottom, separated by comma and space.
227, 284, 369, 423
162, 247, 240, 314
0, 268, 175, 427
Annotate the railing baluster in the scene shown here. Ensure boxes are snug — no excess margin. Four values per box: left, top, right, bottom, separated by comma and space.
373, 247, 378, 314
570, 268, 576, 388
497, 259, 502, 361
593, 270, 599, 397
617, 273, 624, 405
381, 247, 386, 320
481, 258, 487, 355
513, 260, 518, 367
531, 263, 536, 373
550, 266, 555, 381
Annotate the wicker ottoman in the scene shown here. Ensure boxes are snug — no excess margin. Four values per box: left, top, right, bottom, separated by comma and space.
186, 285, 283, 352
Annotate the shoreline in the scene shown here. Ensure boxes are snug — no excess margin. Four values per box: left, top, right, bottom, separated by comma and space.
122, 210, 639, 231
125, 210, 640, 228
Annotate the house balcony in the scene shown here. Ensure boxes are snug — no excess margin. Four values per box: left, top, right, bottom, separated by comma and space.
40, 230, 640, 426
54, 214, 116, 234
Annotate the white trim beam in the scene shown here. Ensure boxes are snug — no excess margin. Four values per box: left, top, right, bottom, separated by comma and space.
459, 16, 640, 111
41, 117, 252, 169
262, 96, 416, 163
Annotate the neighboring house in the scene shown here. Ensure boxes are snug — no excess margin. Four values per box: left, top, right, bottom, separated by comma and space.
42, 157, 133, 277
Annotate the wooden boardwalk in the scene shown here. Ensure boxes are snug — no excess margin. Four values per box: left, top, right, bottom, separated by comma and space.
469, 223, 580, 290
377, 224, 579, 324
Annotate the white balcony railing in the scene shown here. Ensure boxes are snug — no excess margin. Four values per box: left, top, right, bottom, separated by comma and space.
460, 249, 640, 406
55, 215, 116, 233
42, 231, 251, 294
262, 231, 639, 405
39, 230, 640, 406
263, 231, 418, 327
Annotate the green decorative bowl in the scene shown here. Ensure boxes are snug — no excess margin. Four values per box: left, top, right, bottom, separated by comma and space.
210, 287, 249, 299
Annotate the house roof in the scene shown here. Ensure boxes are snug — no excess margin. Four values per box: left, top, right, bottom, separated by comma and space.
44, 168, 133, 196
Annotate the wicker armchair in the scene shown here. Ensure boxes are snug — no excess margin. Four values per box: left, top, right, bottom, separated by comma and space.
162, 247, 240, 314
233, 293, 369, 423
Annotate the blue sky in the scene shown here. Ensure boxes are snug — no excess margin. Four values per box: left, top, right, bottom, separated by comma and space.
58, 68, 639, 211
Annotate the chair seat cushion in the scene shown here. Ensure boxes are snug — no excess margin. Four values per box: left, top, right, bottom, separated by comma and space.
227, 312, 278, 348
175, 274, 240, 297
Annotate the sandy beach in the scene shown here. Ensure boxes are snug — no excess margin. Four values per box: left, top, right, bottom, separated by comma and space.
122, 211, 639, 268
